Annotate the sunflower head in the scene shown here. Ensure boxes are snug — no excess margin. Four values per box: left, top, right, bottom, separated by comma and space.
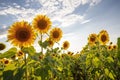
39, 54, 44, 60
88, 33, 97, 46
107, 45, 112, 51
46, 38, 54, 47
50, 27, 63, 42
112, 45, 117, 50
0, 43, 6, 51
67, 51, 73, 56
32, 15, 52, 34
7, 21, 36, 47
16, 51, 24, 59
3, 58, 10, 66
63, 41, 70, 50
98, 30, 109, 45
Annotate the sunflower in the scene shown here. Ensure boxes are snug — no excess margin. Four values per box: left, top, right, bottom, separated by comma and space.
88, 33, 97, 46
3, 58, 10, 66
63, 41, 70, 50
112, 45, 117, 50
98, 30, 109, 45
50, 27, 63, 42
46, 38, 54, 47
107, 45, 112, 51
67, 51, 73, 56
32, 15, 52, 34
16, 51, 25, 59
7, 21, 36, 47
0, 43, 6, 51
39, 54, 44, 60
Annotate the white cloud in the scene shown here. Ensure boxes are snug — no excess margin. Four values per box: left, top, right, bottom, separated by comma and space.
81, 19, 91, 24
0, 0, 102, 36
90, 0, 102, 6
0, 34, 7, 39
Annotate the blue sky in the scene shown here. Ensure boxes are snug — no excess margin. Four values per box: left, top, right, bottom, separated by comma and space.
0, 0, 120, 52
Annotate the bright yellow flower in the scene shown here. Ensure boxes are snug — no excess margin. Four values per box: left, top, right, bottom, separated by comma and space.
50, 27, 62, 42
16, 51, 25, 59
107, 45, 112, 51
7, 21, 36, 47
32, 15, 52, 34
88, 33, 97, 46
67, 51, 74, 56
112, 45, 117, 50
0, 43, 6, 51
98, 30, 109, 45
2, 58, 10, 66
63, 41, 70, 50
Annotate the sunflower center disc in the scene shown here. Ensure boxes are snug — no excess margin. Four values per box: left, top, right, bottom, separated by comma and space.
90, 37, 96, 42
16, 30, 30, 42
53, 31, 59, 38
4, 60, 9, 64
38, 20, 47, 30
101, 35, 107, 42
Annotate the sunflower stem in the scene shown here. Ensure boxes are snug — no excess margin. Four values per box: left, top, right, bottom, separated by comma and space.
41, 33, 43, 54
24, 53, 28, 80
0, 64, 4, 80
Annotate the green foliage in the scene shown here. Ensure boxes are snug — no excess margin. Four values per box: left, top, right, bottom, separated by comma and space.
38, 40, 49, 49
21, 46, 36, 56
0, 47, 17, 59
117, 37, 120, 51
1, 32, 120, 80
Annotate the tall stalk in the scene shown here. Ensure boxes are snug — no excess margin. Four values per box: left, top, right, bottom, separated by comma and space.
24, 53, 28, 80
41, 33, 43, 54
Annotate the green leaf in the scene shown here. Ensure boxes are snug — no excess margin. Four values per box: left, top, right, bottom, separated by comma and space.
109, 72, 115, 80
104, 68, 109, 76
0, 47, 17, 59
4, 63, 16, 71
38, 40, 49, 49
53, 47, 59, 53
92, 57, 100, 68
21, 46, 36, 56
57, 66, 63, 72
14, 65, 25, 80
34, 66, 50, 80
3, 70, 14, 80
107, 57, 114, 63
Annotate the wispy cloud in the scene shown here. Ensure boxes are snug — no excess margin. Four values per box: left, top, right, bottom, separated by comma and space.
81, 19, 91, 24
0, 0, 102, 39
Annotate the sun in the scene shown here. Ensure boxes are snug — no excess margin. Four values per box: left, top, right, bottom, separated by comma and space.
63, 41, 70, 50
98, 30, 109, 45
50, 27, 63, 42
32, 15, 52, 34
7, 21, 36, 47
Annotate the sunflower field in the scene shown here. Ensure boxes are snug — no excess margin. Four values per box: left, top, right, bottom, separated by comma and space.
0, 14, 120, 80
